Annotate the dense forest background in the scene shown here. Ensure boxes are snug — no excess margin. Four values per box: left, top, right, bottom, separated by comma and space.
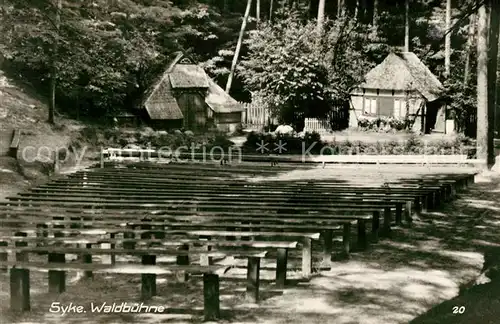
0, 0, 488, 131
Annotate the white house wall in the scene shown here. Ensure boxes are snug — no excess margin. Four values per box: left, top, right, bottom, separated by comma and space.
349, 89, 425, 127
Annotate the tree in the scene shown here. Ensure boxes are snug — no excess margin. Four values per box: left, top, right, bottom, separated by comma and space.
444, 0, 451, 78
404, 0, 410, 51
317, 0, 326, 33
48, 0, 61, 125
463, 12, 476, 87
226, 0, 253, 93
373, 0, 379, 32
487, 0, 499, 157
476, 1, 489, 167
239, 12, 373, 130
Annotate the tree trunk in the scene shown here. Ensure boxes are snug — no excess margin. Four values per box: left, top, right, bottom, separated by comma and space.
317, 0, 326, 33
488, 0, 499, 156
463, 13, 476, 87
269, 0, 274, 22
337, 0, 344, 18
477, 2, 489, 168
354, 0, 360, 20
226, 0, 253, 93
256, 0, 260, 25
444, 0, 451, 78
48, 0, 61, 125
373, 0, 379, 33
404, 0, 410, 51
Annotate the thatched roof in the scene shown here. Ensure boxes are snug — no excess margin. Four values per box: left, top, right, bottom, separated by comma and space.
142, 52, 241, 120
205, 78, 244, 113
168, 55, 209, 89
143, 68, 183, 120
359, 52, 443, 101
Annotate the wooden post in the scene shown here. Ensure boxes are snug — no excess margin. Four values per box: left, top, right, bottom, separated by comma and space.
48, 253, 66, 293
321, 230, 333, 265
395, 203, 403, 225
275, 248, 288, 288
382, 207, 392, 238
141, 255, 157, 300
0, 241, 7, 272
405, 201, 412, 223
372, 211, 380, 243
342, 223, 351, 258
246, 257, 260, 303
301, 238, 312, 278
10, 267, 30, 311
357, 219, 367, 250
203, 273, 220, 321
176, 244, 190, 282
83, 243, 93, 279
123, 225, 136, 250
421, 195, 429, 213
11, 232, 30, 311
200, 236, 213, 266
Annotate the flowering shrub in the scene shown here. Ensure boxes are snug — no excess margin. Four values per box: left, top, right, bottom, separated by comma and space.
358, 116, 407, 132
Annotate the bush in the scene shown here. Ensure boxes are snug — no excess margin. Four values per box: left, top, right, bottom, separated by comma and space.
242, 131, 326, 155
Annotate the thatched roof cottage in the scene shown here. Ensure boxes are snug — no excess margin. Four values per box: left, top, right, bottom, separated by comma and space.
140, 52, 244, 132
350, 52, 451, 133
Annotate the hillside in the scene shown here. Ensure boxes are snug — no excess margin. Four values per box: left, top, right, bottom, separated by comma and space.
0, 70, 86, 200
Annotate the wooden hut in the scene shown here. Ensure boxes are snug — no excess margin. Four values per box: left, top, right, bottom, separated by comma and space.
140, 52, 244, 132
349, 52, 452, 134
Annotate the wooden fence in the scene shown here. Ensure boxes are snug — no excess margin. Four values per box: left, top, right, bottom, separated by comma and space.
240, 101, 349, 132
240, 103, 277, 130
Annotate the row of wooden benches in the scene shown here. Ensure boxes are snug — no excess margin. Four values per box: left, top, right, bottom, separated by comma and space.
0, 166, 475, 320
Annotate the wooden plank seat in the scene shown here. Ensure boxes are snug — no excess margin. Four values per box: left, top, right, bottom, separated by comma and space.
13, 191, 424, 216
0, 200, 397, 236
2, 260, 227, 320
0, 223, 320, 278
55, 172, 471, 193
0, 208, 375, 260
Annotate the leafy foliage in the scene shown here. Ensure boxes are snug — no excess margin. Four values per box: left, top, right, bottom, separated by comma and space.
237, 9, 374, 131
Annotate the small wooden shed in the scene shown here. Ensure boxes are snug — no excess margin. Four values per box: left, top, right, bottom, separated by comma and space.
141, 52, 244, 132
350, 52, 451, 134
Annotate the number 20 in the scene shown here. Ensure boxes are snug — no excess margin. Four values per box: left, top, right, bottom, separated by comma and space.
453, 306, 465, 314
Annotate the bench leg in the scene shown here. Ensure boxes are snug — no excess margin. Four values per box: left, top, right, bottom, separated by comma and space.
141, 255, 157, 300
421, 195, 428, 213
83, 243, 93, 279
48, 253, 66, 293
203, 273, 220, 321
200, 236, 213, 266
395, 203, 403, 226
10, 268, 30, 311
381, 207, 392, 238
275, 248, 288, 289
405, 201, 413, 223
357, 220, 367, 250
246, 257, 260, 303
176, 244, 190, 283
322, 230, 333, 265
123, 229, 136, 250
415, 197, 422, 214
301, 238, 312, 278
371, 212, 379, 243
342, 223, 351, 258
0, 241, 7, 272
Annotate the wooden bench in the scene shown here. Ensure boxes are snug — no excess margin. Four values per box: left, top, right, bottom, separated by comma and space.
0, 228, 299, 309
2, 260, 227, 320
9, 129, 21, 159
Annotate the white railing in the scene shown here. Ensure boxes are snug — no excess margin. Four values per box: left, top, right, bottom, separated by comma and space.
304, 118, 331, 134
